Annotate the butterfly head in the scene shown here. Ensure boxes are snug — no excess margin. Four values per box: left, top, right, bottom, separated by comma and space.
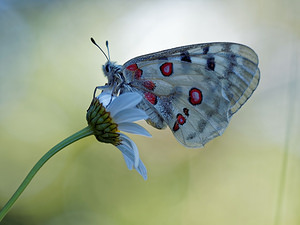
102, 61, 123, 84
91, 38, 124, 89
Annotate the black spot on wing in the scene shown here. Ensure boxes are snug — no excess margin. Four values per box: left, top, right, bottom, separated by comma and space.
206, 57, 215, 71
228, 53, 237, 61
180, 51, 192, 63
198, 120, 207, 133
187, 132, 197, 140
206, 110, 214, 118
203, 46, 209, 54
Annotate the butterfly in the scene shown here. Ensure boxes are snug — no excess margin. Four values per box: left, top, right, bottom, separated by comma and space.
91, 38, 260, 148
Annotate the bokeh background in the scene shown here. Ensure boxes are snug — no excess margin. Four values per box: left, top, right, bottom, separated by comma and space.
0, 0, 299, 224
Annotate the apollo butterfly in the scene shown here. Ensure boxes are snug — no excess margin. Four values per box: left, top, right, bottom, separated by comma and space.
91, 38, 260, 148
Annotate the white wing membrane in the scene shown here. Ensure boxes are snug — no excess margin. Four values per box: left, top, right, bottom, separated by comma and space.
120, 42, 260, 147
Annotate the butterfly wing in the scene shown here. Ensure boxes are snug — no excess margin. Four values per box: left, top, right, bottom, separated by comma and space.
121, 42, 260, 148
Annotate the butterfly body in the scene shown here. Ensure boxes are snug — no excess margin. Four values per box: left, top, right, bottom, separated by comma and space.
101, 42, 260, 148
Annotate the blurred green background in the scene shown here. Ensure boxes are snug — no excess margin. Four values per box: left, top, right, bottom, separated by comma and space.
0, 0, 299, 224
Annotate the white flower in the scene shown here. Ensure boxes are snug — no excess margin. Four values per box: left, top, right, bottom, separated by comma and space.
87, 92, 151, 180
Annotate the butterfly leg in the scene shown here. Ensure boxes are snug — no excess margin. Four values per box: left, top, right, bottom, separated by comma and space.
93, 82, 121, 106
93, 84, 112, 97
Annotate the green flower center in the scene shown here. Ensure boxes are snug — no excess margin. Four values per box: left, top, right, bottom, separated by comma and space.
86, 97, 120, 145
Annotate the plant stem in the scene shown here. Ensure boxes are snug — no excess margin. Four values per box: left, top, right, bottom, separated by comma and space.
274, 143, 289, 225
0, 126, 94, 222
274, 56, 298, 225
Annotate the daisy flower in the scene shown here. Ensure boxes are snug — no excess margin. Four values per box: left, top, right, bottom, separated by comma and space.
0, 90, 152, 222
86, 91, 151, 180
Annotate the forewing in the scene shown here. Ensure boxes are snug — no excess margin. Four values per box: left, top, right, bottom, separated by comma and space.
121, 42, 260, 147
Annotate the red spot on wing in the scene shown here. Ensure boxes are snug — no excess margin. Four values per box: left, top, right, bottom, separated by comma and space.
135, 69, 143, 79
177, 114, 186, 125
160, 62, 173, 76
173, 122, 179, 132
173, 114, 186, 132
126, 64, 143, 79
126, 64, 138, 71
144, 92, 157, 105
189, 88, 203, 105
143, 80, 156, 91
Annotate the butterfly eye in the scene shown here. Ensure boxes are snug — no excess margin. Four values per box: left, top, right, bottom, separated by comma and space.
105, 64, 110, 73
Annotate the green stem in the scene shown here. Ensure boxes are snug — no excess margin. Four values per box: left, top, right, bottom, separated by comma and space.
274, 144, 289, 225
0, 126, 94, 222
274, 58, 297, 224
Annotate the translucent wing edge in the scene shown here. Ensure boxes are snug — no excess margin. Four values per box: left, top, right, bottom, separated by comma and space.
229, 67, 260, 116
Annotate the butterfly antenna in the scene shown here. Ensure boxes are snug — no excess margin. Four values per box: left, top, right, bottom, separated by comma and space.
90, 37, 109, 61
106, 40, 111, 61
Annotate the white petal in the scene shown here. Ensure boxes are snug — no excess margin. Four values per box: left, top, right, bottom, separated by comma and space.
107, 93, 142, 117
118, 123, 152, 137
119, 133, 139, 168
117, 144, 147, 180
97, 92, 115, 107
113, 108, 148, 123
136, 159, 147, 180
117, 144, 134, 169
122, 153, 134, 170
